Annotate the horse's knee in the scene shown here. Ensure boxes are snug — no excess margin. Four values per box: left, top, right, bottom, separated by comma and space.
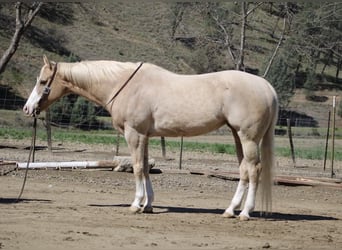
242, 142, 259, 163
133, 163, 143, 176
246, 165, 261, 185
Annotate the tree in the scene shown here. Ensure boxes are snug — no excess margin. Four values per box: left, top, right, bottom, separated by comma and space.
287, 2, 342, 83
0, 2, 43, 75
266, 56, 295, 108
49, 95, 74, 126
303, 66, 317, 100
204, 2, 264, 71
70, 97, 98, 130
338, 98, 342, 118
262, 3, 291, 78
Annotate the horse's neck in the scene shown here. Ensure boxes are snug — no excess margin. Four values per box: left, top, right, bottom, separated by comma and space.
59, 61, 135, 108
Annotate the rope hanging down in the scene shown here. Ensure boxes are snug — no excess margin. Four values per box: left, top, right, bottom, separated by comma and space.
17, 117, 37, 201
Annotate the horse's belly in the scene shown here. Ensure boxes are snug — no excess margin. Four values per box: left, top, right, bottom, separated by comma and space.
151, 115, 224, 137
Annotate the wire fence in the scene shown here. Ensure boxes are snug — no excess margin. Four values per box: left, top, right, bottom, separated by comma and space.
1, 94, 341, 178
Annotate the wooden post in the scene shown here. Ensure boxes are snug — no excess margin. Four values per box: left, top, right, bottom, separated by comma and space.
330, 96, 336, 178
323, 111, 330, 171
161, 136, 166, 159
45, 109, 52, 152
115, 131, 120, 156
32, 117, 37, 162
179, 136, 183, 170
287, 118, 296, 167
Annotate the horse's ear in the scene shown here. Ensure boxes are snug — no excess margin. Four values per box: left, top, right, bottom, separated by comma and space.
43, 54, 52, 69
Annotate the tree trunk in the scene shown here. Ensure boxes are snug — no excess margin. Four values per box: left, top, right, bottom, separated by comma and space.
263, 16, 287, 78
236, 2, 247, 71
236, 2, 263, 71
0, 2, 42, 75
336, 58, 341, 82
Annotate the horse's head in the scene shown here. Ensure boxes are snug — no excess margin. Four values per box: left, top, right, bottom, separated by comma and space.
23, 55, 69, 116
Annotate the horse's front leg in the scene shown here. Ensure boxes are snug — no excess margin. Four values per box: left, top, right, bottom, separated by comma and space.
124, 126, 154, 213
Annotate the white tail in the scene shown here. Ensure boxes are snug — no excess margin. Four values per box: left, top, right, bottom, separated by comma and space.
260, 104, 278, 214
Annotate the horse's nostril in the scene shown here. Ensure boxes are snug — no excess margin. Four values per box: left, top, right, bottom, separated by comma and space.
23, 105, 29, 114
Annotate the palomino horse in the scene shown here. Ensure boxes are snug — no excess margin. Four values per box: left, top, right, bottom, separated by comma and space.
24, 55, 278, 220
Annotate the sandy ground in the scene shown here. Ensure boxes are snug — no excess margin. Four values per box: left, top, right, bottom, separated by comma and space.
1, 139, 342, 250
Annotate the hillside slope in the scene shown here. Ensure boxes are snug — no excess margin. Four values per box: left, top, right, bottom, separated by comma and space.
0, 2, 288, 91
0, 2, 341, 127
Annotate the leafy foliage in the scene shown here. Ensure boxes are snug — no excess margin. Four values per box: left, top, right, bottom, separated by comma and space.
70, 97, 98, 129
266, 57, 295, 107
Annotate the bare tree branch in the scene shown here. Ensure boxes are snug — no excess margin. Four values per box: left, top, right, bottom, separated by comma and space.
246, 2, 264, 16
236, 2, 247, 71
0, 2, 43, 75
209, 12, 236, 63
206, 2, 264, 71
236, 2, 264, 71
263, 16, 287, 78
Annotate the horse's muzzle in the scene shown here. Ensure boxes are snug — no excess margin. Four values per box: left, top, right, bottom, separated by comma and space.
23, 104, 40, 117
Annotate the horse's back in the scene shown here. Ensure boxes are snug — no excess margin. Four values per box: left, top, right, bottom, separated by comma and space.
132, 65, 278, 138
144, 65, 276, 103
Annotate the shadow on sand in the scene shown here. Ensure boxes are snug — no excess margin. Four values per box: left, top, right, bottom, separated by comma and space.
0, 198, 52, 204
88, 203, 338, 221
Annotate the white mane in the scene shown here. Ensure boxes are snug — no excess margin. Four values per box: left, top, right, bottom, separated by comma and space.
60, 60, 138, 88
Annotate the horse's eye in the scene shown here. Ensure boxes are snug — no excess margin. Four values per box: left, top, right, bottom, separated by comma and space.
40, 80, 47, 85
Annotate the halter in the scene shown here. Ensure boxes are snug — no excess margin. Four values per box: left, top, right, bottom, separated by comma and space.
34, 63, 58, 116
106, 62, 144, 108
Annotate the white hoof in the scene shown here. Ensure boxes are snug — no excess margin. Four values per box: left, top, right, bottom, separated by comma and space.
239, 214, 250, 221
129, 205, 142, 214
222, 212, 236, 218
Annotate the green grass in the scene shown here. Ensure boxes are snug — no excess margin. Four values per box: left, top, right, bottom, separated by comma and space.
149, 139, 237, 155
276, 146, 341, 161
0, 127, 33, 140
1, 126, 341, 160
276, 126, 342, 139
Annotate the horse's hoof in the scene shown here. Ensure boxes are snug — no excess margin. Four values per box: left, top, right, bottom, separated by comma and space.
239, 215, 250, 221
129, 205, 142, 214
222, 212, 235, 218
142, 206, 153, 213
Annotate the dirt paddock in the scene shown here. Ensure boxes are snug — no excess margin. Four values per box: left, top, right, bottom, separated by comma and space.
1, 139, 342, 250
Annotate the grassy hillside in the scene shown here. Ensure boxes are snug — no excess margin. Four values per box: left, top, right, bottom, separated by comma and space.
0, 2, 341, 127
1, 2, 199, 92
0, 2, 291, 89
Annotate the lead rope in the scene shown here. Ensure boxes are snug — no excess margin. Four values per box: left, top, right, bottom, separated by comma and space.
17, 117, 37, 201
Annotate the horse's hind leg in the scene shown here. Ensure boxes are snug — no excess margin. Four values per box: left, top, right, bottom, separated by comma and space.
124, 125, 154, 213
224, 136, 261, 220
230, 127, 243, 164
222, 127, 246, 218
223, 163, 248, 218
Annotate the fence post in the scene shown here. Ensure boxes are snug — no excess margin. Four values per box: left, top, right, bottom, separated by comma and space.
45, 108, 52, 152
323, 111, 331, 171
115, 131, 120, 156
287, 118, 296, 167
330, 96, 336, 178
179, 136, 183, 170
32, 118, 37, 162
161, 136, 166, 159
